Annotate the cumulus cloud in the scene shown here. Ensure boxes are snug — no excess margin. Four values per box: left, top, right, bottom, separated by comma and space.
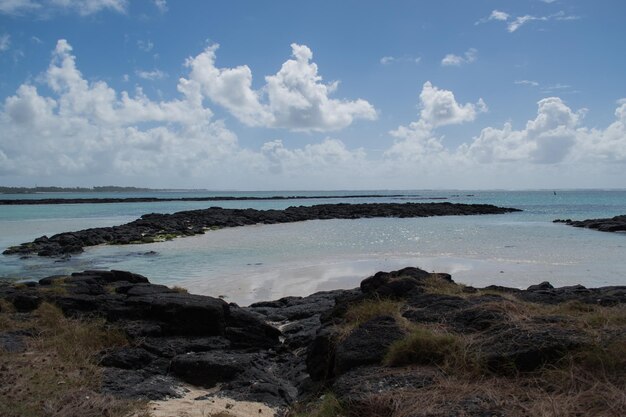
0, 39, 235, 179
441, 48, 477, 67
2, 39, 625, 189
386, 82, 487, 159
261, 138, 366, 175
418, 81, 486, 128
186, 43, 377, 132
463, 97, 584, 163
0, 39, 376, 187
0, 0, 126, 16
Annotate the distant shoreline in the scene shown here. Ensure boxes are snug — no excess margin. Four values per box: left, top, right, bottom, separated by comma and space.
0, 194, 449, 205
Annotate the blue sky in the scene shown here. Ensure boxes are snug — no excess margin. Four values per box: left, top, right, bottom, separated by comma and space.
0, 0, 625, 189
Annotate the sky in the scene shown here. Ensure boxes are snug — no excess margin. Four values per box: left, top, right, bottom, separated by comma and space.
0, 0, 625, 190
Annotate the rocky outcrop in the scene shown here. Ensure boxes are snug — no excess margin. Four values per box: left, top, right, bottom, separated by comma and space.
3, 202, 520, 257
1, 266, 624, 415
554, 215, 626, 233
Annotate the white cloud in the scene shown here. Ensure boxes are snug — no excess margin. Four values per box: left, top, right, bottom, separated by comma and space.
441, 48, 477, 67
418, 81, 486, 128
137, 40, 154, 52
153, 0, 166, 13
478, 9, 578, 32
515, 80, 539, 87
0, 0, 39, 14
476, 9, 509, 25
0, 39, 376, 188
508, 15, 547, 32
0, 39, 236, 180
261, 138, 366, 176
2, 39, 625, 189
463, 97, 583, 163
0, 0, 126, 15
187, 43, 377, 132
51, 0, 126, 15
0, 33, 9, 51
489, 10, 510, 21
135, 69, 167, 80
387, 82, 487, 159
380, 55, 421, 65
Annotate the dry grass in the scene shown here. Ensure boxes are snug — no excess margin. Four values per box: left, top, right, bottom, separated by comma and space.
0, 302, 147, 417
336, 297, 404, 339
420, 275, 466, 296
171, 285, 189, 294
383, 326, 472, 372
343, 298, 403, 325
344, 367, 626, 417
288, 393, 346, 417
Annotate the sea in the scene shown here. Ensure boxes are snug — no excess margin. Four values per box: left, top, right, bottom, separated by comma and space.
1, 190, 625, 306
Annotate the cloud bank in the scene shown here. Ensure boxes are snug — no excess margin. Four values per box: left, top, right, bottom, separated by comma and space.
187, 43, 377, 132
0, 40, 625, 189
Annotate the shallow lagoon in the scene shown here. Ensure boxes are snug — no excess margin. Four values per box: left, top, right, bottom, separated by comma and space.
1, 190, 625, 305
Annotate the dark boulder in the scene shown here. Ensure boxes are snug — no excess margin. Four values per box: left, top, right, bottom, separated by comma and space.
332, 365, 436, 404
306, 326, 339, 381
225, 306, 281, 349
334, 316, 405, 375
360, 267, 432, 298
527, 281, 554, 291
100, 347, 157, 370
170, 351, 256, 387
11, 293, 42, 312
102, 368, 181, 400
403, 293, 472, 323
140, 336, 230, 358
450, 306, 508, 333
125, 293, 228, 336
478, 325, 585, 374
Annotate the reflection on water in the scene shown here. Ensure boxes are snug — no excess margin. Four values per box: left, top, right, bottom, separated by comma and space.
3, 216, 622, 306
2, 189, 626, 306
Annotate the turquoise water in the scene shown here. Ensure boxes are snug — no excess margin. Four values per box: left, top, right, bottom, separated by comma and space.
1, 190, 625, 305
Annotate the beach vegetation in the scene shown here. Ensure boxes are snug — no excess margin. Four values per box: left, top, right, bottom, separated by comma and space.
336, 297, 405, 339
288, 393, 345, 417
383, 326, 464, 368
0, 302, 147, 417
171, 285, 189, 293
421, 274, 466, 296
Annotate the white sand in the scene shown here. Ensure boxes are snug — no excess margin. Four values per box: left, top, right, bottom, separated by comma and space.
145, 385, 278, 417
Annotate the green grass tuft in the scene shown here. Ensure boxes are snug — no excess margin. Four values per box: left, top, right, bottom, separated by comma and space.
384, 327, 463, 368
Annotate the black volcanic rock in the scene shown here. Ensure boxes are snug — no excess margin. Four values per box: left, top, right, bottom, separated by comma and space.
3, 267, 625, 411
3, 202, 521, 258
334, 316, 405, 375
555, 214, 626, 233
